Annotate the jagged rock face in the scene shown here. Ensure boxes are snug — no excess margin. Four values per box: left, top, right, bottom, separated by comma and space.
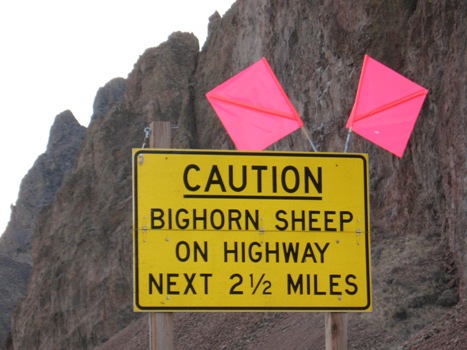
0, 111, 86, 259
0, 110, 85, 348
124, 32, 199, 148
195, 3, 465, 343
91, 78, 127, 123
196, 0, 466, 301
8, 32, 199, 350
9, 107, 145, 350
7, 0, 467, 349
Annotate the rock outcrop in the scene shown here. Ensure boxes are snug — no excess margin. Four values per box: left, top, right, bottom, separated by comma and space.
0, 110, 85, 347
124, 31, 199, 148
91, 78, 127, 123
8, 32, 199, 350
4, 0, 466, 349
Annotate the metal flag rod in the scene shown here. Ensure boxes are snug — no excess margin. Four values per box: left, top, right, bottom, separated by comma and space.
344, 127, 352, 153
301, 126, 318, 152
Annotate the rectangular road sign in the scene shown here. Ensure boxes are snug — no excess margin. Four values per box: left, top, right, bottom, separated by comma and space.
133, 149, 371, 312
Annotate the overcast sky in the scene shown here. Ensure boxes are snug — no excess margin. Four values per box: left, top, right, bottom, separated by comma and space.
0, 0, 235, 235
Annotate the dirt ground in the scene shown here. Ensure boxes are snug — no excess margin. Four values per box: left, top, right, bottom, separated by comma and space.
95, 300, 467, 349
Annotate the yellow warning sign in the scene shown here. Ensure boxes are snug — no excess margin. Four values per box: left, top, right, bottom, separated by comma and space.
133, 150, 371, 312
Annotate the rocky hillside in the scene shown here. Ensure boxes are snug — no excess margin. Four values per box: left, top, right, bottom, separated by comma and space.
3, 0, 466, 349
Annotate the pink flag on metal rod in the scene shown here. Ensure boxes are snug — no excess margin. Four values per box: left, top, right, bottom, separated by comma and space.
346, 54, 428, 157
206, 57, 303, 150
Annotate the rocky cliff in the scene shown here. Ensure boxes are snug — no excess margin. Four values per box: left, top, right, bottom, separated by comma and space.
0, 111, 85, 347
3, 0, 466, 349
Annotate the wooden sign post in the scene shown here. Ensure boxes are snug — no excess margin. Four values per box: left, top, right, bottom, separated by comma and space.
148, 121, 174, 350
325, 313, 348, 350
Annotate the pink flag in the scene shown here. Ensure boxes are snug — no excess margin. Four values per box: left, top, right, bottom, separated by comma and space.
206, 57, 303, 150
347, 55, 428, 157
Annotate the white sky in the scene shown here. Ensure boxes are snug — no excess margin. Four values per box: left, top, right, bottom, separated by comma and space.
0, 0, 235, 235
